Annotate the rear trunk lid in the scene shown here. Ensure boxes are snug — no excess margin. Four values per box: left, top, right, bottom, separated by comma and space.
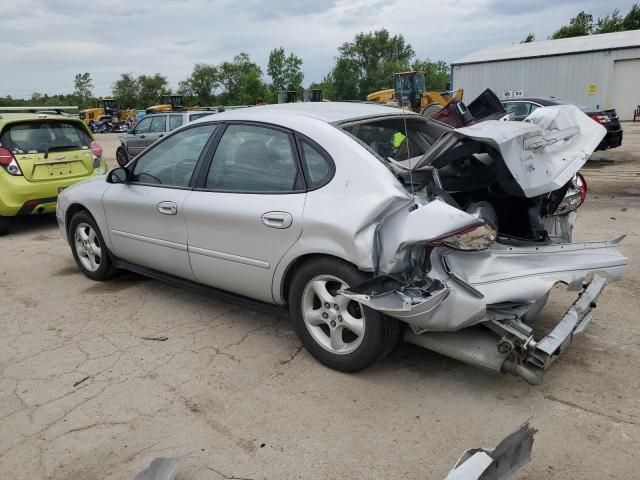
412, 105, 606, 198
0, 119, 95, 182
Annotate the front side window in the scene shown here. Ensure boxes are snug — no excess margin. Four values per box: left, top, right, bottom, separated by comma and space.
149, 116, 166, 133
205, 124, 300, 192
134, 117, 152, 134
131, 124, 217, 187
168, 115, 183, 131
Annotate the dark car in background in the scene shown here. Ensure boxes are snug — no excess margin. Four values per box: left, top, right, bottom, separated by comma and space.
116, 111, 215, 166
502, 97, 623, 151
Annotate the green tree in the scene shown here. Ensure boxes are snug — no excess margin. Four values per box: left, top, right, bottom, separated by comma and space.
73, 72, 93, 107
179, 63, 219, 106
595, 9, 623, 33
137, 73, 169, 109
622, 3, 640, 30
552, 11, 593, 38
331, 29, 414, 100
309, 73, 335, 101
112, 73, 140, 109
267, 47, 304, 91
411, 59, 449, 91
218, 53, 268, 105
520, 33, 535, 43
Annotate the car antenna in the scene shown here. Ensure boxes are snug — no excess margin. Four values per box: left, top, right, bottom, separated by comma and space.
398, 77, 416, 208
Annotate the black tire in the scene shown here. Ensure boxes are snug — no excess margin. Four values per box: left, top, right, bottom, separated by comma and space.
68, 210, 117, 281
420, 103, 443, 118
288, 257, 399, 372
116, 146, 130, 167
0, 216, 10, 236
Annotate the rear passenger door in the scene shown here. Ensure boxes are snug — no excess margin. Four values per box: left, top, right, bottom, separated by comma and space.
183, 123, 307, 303
145, 115, 168, 147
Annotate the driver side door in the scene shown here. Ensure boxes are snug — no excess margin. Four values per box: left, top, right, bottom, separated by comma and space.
102, 123, 219, 280
127, 117, 152, 157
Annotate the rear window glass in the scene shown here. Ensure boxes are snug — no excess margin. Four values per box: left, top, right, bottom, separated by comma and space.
0, 121, 91, 154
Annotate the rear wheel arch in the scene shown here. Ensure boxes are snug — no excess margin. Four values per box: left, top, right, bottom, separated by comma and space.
279, 253, 359, 311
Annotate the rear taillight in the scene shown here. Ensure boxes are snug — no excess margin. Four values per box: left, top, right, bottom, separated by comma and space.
428, 222, 497, 251
90, 141, 103, 158
590, 114, 610, 124
0, 147, 23, 176
554, 173, 587, 215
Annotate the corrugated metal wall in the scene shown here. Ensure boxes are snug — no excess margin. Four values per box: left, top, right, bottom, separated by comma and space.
452, 47, 640, 119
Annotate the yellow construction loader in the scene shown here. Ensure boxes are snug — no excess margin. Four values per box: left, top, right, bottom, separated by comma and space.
79, 98, 136, 125
146, 95, 185, 114
366, 71, 463, 117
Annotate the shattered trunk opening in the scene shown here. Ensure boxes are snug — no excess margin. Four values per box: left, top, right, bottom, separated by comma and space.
342, 105, 627, 383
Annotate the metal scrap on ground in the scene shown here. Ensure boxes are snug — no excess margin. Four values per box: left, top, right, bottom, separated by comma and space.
134, 456, 183, 480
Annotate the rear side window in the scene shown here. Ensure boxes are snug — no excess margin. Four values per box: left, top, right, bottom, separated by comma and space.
205, 124, 301, 193
168, 115, 183, 131
0, 121, 91, 153
299, 140, 333, 188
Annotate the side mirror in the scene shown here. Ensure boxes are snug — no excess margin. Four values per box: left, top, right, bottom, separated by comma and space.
106, 167, 129, 184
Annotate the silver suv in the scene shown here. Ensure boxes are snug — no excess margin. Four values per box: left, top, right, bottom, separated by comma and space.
116, 111, 214, 166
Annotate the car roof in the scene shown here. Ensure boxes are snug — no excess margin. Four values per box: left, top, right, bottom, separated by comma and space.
196, 102, 414, 125
501, 97, 559, 106
0, 112, 83, 126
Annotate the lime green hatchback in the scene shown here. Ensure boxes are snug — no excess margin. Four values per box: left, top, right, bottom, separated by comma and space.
0, 113, 106, 235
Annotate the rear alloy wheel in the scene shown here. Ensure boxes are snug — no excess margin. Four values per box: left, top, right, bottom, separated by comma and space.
302, 274, 366, 355
116, 146, 130, 167
0, 216, 10, 236
69, 211, 116, 281
289, 257, 399, 372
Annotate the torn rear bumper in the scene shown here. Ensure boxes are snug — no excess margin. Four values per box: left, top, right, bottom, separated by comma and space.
404, 273, 609, 384
342, 237, 626, 384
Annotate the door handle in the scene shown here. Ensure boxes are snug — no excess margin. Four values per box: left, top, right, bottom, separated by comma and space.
157, 201, 177, 215
139, 135, 146, 139
159, 134, 164, 138
261, 211, 293, 229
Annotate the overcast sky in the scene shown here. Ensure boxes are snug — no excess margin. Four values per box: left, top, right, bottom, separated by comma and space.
0, 0, 635, 98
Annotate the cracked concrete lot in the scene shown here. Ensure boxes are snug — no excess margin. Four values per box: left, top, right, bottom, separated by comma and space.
1, 127, 639, 479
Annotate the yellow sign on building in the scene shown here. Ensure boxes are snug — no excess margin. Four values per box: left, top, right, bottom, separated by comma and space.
587, 84, 598, 95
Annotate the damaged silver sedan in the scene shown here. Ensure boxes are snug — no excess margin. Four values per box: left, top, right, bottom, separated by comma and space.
56, 102, 626, 384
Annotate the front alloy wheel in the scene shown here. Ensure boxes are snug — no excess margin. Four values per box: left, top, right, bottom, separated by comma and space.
69, 210, 116, 281
74, 222, 103, 272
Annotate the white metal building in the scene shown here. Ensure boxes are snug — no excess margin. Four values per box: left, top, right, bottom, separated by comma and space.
452, 30, 640, 120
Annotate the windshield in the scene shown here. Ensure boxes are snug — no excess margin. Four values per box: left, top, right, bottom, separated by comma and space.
0, 121, 91, 154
